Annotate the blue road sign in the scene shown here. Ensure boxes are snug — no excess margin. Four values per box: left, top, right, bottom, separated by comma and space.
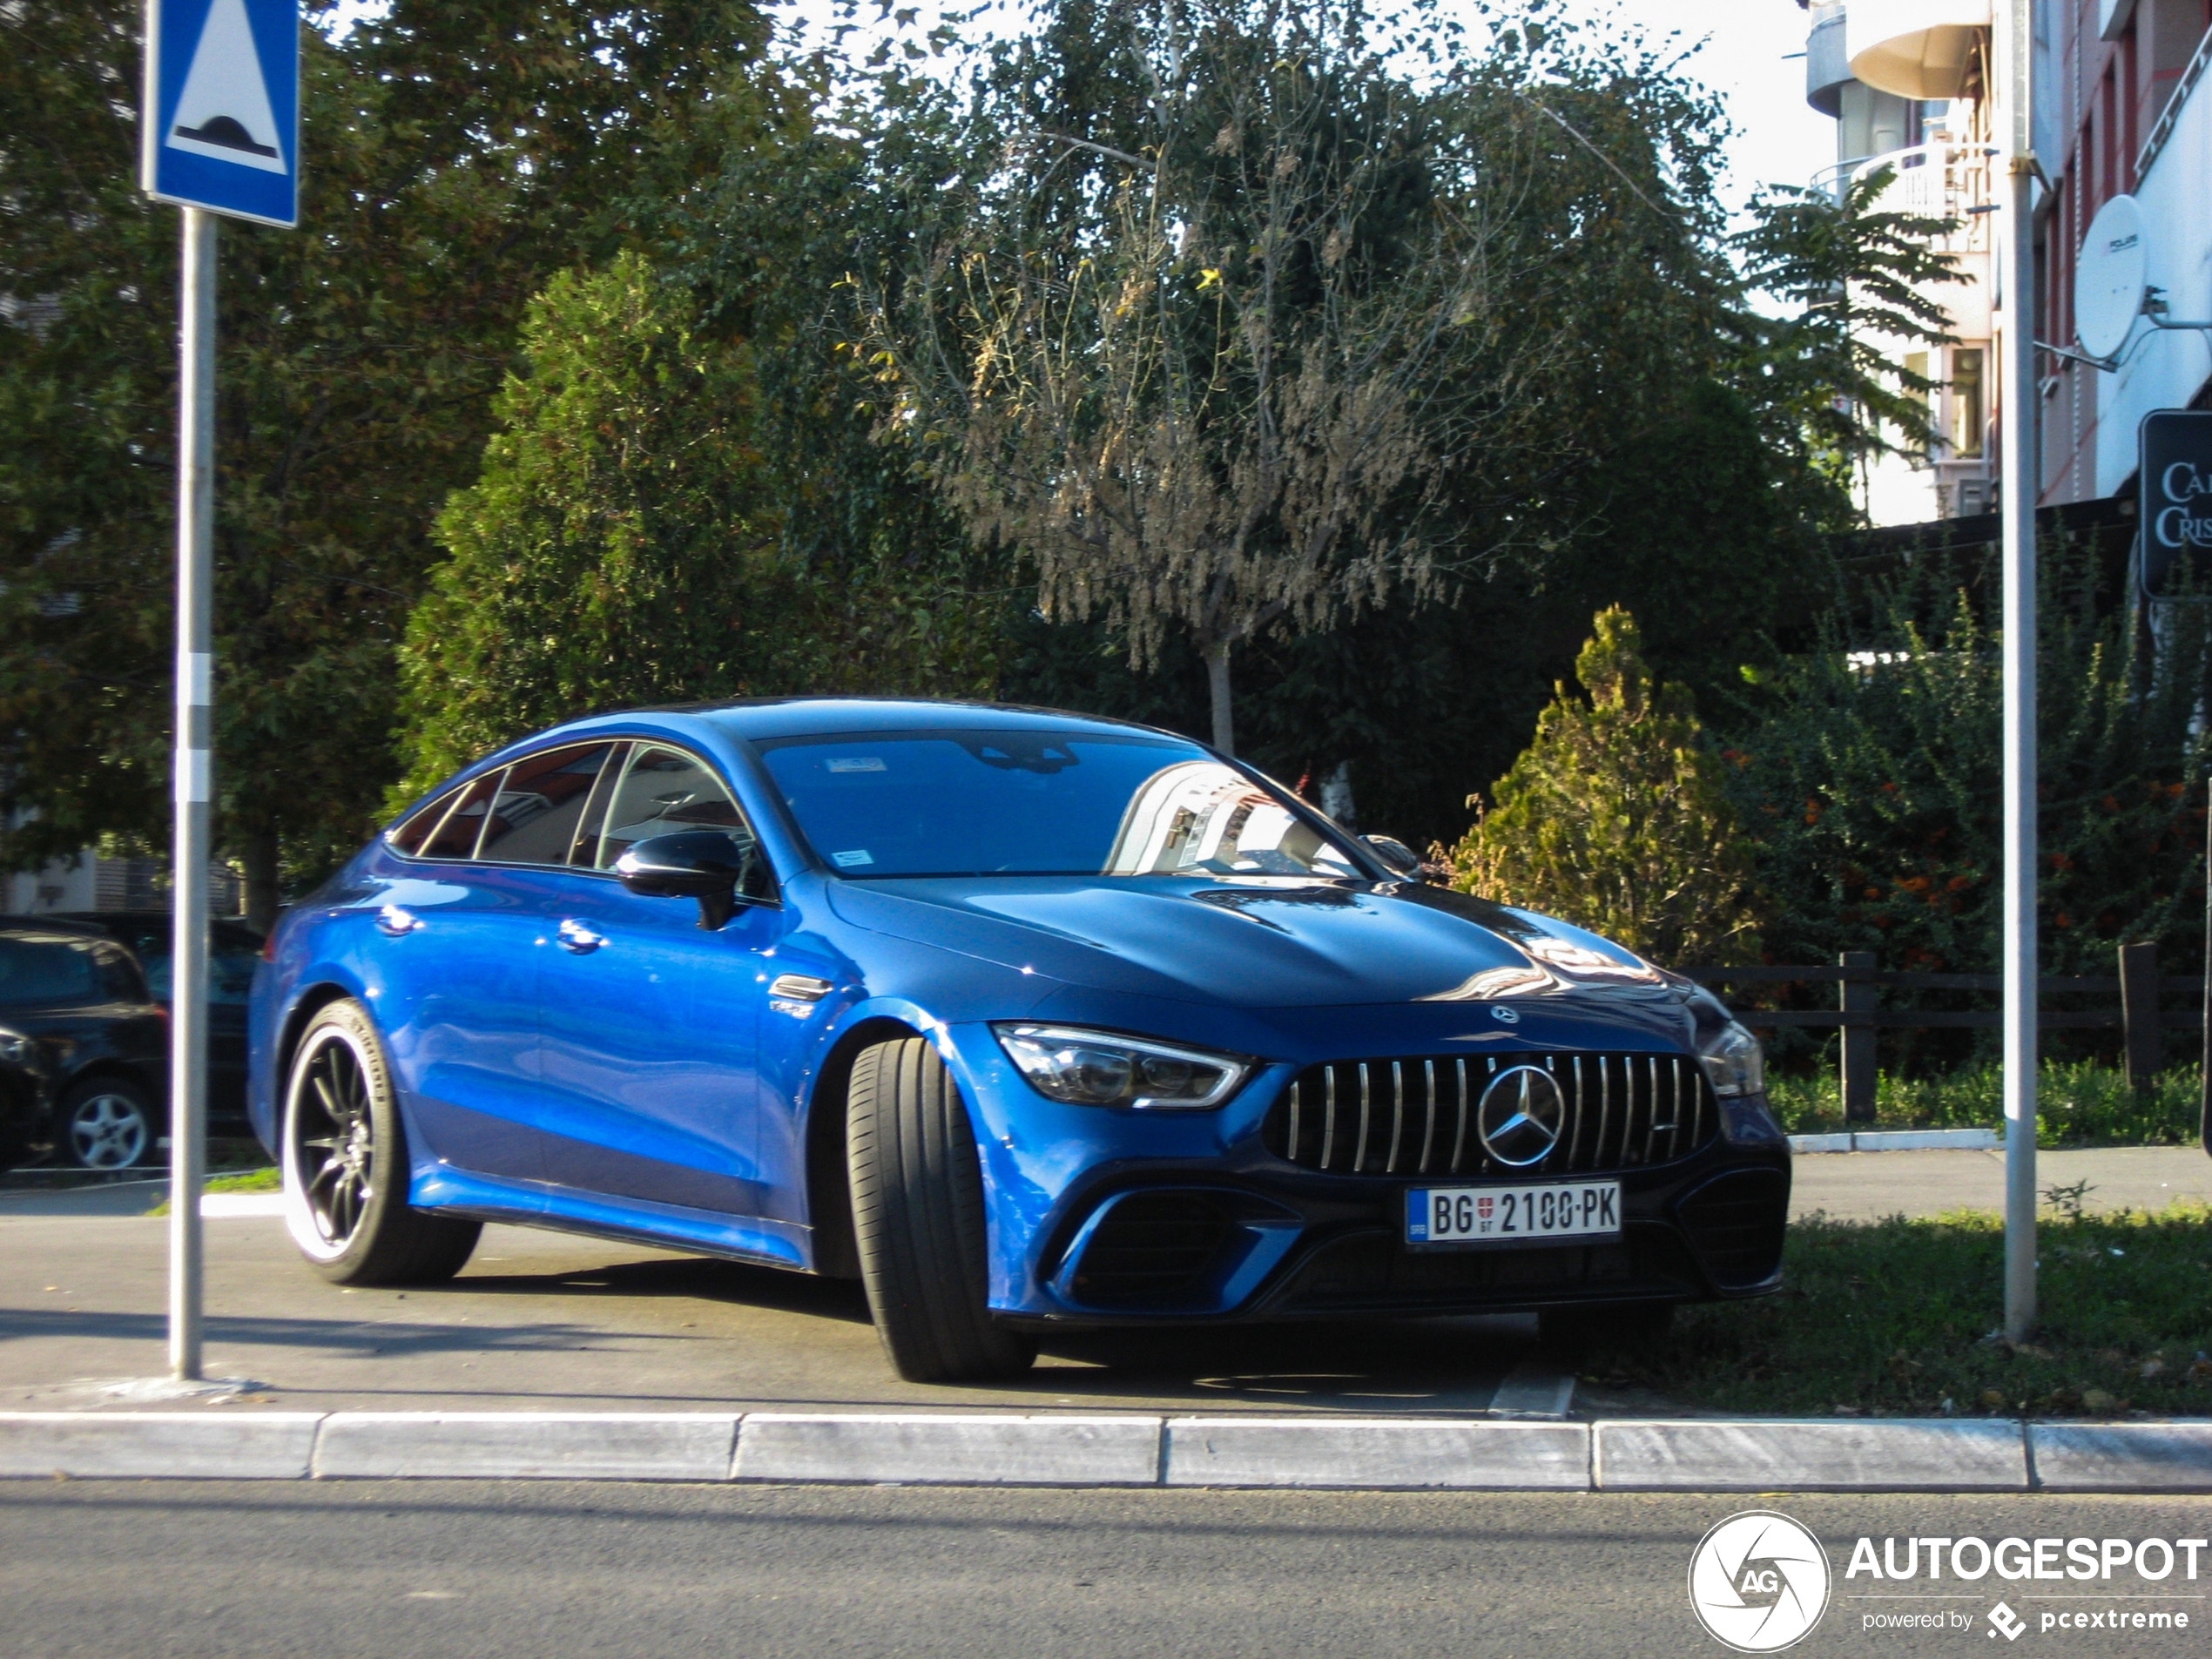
142, 0, 300, 228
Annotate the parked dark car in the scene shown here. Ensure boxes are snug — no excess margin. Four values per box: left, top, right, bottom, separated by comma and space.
251, 697, 1791, 1383
56, 911, 260, 1130
0, 1035, 45, 1174
0, 919, 167, 1170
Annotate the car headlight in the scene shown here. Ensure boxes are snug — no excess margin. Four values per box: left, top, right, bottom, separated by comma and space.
991, 1024, 1253, 1111
1696, 1019, 1765, 1098
0, 1031, 30, 1066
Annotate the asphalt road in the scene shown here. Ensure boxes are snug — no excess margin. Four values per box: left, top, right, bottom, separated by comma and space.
5, 1482, 2211, 1658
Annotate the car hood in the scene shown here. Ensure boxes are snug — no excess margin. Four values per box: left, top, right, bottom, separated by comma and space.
823, 875, 1676, 1010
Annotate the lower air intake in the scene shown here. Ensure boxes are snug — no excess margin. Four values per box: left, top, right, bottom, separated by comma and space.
1067, 1191, 1238, 1308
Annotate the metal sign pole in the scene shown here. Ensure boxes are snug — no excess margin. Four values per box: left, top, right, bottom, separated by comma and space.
1999, 0, 2039, 1341
169, 206, 216, 1382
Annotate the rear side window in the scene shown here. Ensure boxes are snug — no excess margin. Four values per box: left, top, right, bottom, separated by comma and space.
388, 786, 462, 857
416, 772, 505, 860
0, 934, 135, 1008
475, 743, 617, 867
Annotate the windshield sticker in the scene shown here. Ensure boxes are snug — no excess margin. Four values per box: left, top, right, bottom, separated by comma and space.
832, 849, 876, 867
826, 757, 887, 773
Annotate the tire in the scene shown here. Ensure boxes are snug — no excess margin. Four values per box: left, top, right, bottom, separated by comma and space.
847, 1035, 1036, 1382
280, 999, 480, 1285
56, 1076, 156, 1170
1538, 1298, 1676, 1359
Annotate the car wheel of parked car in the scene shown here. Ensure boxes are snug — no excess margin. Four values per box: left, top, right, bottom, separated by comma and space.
847, 1034, 1038, 1383
1537, 1299, 1676, 1359
281, 1000, 481, 1285
57, 1077, 155, 1170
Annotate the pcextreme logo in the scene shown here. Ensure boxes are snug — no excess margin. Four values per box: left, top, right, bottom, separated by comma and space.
1689, 1511, 1834, 1652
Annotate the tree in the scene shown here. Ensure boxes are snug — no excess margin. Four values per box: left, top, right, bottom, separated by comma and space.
867, 0, 1615, 753
0, 0, 772, 924
1440, 606, 1760, 965
1730, 165, 1968, 490
395, 255, 781, 792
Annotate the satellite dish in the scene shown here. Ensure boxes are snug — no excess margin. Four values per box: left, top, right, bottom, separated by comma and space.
2076, 194, 2148, 361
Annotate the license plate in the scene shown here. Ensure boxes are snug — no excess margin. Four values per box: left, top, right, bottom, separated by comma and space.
1405, 1181, 1622, 1247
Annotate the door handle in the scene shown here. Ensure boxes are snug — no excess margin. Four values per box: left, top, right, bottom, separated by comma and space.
375, 904, 422, 937
556, 919, 606, 954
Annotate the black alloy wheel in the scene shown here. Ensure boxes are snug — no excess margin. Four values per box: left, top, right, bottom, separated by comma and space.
281, 1000, 479, 1285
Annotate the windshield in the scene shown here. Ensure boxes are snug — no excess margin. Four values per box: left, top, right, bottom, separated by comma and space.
754, 729, 1365, 880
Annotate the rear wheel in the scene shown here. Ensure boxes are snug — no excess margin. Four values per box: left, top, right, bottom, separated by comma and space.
281, 1000, 479, 1285
847, 1035, 1036, 1383
57, 1076, 155, 1170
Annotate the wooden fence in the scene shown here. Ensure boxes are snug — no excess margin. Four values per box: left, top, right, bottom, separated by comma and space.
1681, 942, 2203, 1123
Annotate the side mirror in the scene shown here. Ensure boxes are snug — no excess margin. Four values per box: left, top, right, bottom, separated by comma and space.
614, 831, 763, 930
1361, 833, 1425, 880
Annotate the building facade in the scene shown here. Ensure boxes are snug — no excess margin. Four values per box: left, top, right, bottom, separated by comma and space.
1797, 0, 2212, 525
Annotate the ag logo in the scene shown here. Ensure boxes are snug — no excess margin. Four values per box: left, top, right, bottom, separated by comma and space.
1489, 1004, 1520, 1024
1688, 1510, 1831, 1652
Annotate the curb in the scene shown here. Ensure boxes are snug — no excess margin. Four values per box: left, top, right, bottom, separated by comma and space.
1789, 1128, 2000, 1154
6, 1412, 2212, 1491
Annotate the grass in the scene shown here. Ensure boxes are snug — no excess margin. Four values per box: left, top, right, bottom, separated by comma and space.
145, 1164, 280, 1216
1767, 1060, 2202, 1147
1588, 1202, 2212, 1418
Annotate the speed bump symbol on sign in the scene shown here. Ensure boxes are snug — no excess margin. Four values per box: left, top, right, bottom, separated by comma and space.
1688, 1510, 1832, 1652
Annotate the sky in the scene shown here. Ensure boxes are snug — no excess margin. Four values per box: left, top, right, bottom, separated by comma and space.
1550, 0, 1838, 219
327, 0, 1841, 222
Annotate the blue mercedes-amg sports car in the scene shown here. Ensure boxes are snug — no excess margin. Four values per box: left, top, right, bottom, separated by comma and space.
248, 698, 1790, 1380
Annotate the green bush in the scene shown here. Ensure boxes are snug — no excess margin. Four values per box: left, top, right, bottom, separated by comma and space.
1719, 537, 2212, 988
1440, 607, 1760, 965
1766, 1060, 2202, 1146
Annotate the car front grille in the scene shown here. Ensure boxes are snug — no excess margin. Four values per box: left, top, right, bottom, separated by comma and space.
1261, 1051, 1716, 1178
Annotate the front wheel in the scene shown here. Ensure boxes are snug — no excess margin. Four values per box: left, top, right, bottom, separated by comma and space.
281, 999, 479, 1285
847, 1035, 1036, 1383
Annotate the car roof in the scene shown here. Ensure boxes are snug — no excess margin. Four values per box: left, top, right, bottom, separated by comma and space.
0, 916, 126, 944
681, 696, 1189, 745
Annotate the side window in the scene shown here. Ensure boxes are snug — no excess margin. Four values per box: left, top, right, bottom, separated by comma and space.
94, 945, 145, 1002
585, 744, 768, 894
417, 770, 506, 860
475, 742, 617, 867
388, 785, 462, 857
565, 742, 631, 867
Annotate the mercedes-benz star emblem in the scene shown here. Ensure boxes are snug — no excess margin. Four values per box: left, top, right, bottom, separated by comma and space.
1476, 1063, 1565, 1167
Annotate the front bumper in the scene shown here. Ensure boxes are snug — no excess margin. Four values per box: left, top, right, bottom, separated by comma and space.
945, 1020, 1791, 1325
1006, 1143, 1789, 1325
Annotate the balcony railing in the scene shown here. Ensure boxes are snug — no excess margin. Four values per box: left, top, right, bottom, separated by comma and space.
1817, 143, 1993, 259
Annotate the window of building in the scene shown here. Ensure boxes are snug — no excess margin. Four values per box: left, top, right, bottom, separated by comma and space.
1951, 348, 1986, 458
